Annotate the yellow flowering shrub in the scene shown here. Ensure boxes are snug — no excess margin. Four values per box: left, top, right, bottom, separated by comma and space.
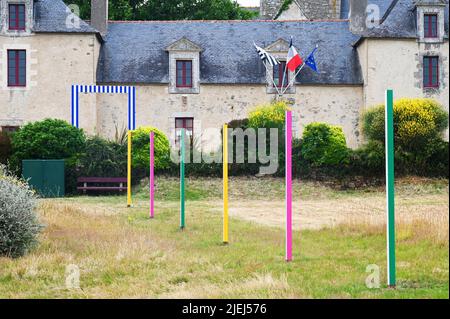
248, 100, 290, 129
362, 98, 448, 151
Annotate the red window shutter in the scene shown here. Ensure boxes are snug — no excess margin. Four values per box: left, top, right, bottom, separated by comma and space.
424, 56, 439, 88
176, 60, 193, 88
175, 117, 194, 144
7, 50, 26, 87
9, 4, 26, 31
424, 14, 438, 38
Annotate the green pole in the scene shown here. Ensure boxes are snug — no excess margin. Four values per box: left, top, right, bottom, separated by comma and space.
180, 128, 186, 230
385, 89, 396, 287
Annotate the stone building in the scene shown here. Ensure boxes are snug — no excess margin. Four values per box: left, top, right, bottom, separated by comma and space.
0, 0, 448, 149
260, 0, 342, 20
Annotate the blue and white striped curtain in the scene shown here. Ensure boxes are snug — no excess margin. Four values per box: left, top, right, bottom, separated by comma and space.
71, 85, 136, 130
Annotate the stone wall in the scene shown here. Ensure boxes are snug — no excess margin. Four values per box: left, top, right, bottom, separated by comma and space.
0, 33, 100, 131
262, 0, 342, 20
297, 0, 341, 19
260, 0, 283, 20
95, 84, 364, 149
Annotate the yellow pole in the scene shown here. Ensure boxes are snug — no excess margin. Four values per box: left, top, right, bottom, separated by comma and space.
223, 124, 229, 244
127, 130, 132, 207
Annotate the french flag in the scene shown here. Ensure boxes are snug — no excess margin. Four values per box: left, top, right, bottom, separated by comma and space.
286, 38, 303, 72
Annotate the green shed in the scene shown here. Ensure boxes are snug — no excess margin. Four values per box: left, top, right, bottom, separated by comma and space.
22, 160, 65, 198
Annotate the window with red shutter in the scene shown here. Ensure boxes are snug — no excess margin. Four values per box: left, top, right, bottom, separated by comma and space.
273, 61, 289, 88
9, 4, 26, 31
175, 118, 194, 145
7, 50, 26, 87
176, 60, 193, 88
423, 56, 439, 88
424, 14, 438, 38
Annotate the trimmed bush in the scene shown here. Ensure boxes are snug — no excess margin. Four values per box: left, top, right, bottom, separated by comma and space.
302, 123, 350, 166
362, 98, 448, 152
10, 119, 86, 194
0, 165, 42, 258
10, 119, 86, 173
131, 126, 171, 174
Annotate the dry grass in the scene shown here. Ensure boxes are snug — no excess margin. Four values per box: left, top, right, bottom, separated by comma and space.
341, 212, 449, 247
0, 177, 448, 299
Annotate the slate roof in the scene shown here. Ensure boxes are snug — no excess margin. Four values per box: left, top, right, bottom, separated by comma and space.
340, 0, 395, 19
353, 0, 449, 39
32, 0, 448, 86
33, 0, 97, 33
97, 20, 363, 85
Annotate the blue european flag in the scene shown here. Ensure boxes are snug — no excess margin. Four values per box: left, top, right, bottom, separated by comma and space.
305, 47, 319, 73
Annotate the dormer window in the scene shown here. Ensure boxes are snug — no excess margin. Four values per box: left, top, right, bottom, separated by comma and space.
9, 4, 26, 31
166, 38, 202, 94
416, 1, 446, 43
264, 38, 296, 94
424, 14, 438, 38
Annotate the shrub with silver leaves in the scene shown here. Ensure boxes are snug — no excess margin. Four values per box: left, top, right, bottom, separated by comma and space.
0, 164, 42, 258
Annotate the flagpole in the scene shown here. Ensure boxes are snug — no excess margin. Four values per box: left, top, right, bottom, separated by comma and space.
254, 41, 282, 96
281, 62, 305, 95
280, 36, 294, 97
281, 45, 319, 95
280, 62, 288, 98
262, 60, 282, 96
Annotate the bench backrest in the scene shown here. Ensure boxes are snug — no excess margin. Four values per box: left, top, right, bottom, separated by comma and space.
77, 177, 127, 184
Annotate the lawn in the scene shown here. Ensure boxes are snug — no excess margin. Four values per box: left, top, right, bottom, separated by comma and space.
0, 177, 448, 298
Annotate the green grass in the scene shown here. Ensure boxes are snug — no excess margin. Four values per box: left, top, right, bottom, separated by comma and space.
133, 176, 449, 201
0, 177, 448, 298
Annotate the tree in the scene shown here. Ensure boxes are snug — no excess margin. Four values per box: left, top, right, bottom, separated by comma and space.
64, 0, 257, 21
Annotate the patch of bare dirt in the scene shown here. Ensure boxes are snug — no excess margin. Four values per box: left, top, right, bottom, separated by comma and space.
210, 194, 449, 230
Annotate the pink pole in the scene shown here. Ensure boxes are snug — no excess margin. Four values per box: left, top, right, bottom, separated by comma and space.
150, 131, 155, 218
286, 110, 293, 262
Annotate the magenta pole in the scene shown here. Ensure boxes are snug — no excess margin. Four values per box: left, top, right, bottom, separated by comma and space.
286, 110, 293, 262
150, 131, 155, 218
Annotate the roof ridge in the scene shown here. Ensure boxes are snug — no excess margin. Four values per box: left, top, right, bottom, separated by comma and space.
380, 0, 401, 24
107, 19, 350, 24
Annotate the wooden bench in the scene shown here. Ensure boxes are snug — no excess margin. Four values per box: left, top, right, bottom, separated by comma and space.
77, 177, 127, 194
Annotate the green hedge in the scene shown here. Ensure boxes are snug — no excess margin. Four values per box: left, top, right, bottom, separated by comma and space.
10, 119, 86, 173
302, 123, 350, 166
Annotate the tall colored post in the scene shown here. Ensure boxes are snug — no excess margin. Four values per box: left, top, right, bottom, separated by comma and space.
385, 89, 396, 287
223, 124, 229, 244
127, 130, 132, 207
180, 129, 186, 229
149, 132, 155, 218
285, 110, 293, 262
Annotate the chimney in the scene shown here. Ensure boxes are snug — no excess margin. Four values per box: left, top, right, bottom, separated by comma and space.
349, 0, 368, 33
91, 0, 108, 36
